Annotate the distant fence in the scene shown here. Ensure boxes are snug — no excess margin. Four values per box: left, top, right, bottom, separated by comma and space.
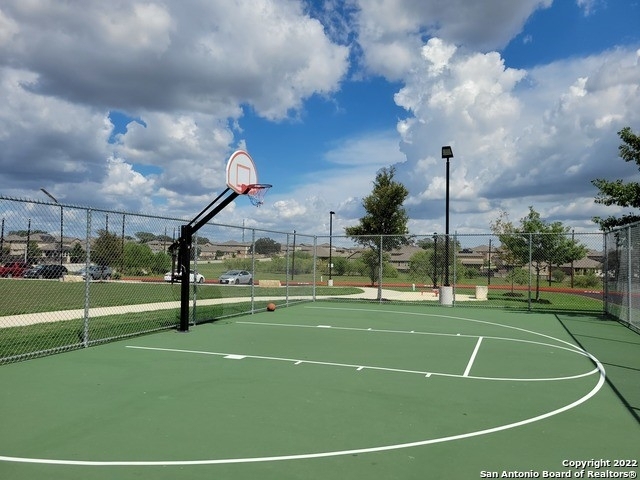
1, 195, 636, 364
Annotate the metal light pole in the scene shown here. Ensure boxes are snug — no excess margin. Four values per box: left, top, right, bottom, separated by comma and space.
441, 146, 453, 286
41, 188, 63, 266
329, 211, 335, 282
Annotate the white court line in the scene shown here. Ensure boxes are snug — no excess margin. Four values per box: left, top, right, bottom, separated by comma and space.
124, 344, 598, 382
463, 337, 483, 377
126, 345, 437, 377
0, 360, 605, 467
238, 321, 590, 360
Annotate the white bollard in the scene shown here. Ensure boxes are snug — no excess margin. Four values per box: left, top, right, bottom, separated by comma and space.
439, 286, 453, 306
475, 285, 488, 300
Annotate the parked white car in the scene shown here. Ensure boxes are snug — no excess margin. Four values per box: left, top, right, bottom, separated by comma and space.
164, 271, 205, 283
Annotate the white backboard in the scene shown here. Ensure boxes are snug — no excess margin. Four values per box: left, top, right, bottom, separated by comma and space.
225, 150, 257, 194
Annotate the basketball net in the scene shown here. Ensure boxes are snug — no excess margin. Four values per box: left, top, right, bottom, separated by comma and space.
243, 184, 272, 207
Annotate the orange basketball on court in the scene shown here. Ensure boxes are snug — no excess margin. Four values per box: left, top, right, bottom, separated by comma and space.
266, 303, 276, 311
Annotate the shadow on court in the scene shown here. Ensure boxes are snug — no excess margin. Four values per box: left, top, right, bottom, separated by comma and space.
555, 312, 640, 421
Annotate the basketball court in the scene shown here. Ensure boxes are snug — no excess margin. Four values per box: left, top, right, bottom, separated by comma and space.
0, 302, 638, 480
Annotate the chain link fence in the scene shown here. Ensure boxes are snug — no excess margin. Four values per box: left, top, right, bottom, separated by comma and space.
0, 197, 317, 364
604, 221, 640, 333
320, 232, 605, 312
2, 196, 634, 364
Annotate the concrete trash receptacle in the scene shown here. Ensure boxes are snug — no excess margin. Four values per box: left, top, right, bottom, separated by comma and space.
475, 285, 488, 300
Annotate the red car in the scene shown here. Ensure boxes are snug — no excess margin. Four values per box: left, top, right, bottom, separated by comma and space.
0, 262, 31, 278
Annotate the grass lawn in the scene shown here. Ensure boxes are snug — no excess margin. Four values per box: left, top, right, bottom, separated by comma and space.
0, 279, 362, 316
0, 275, 607, 363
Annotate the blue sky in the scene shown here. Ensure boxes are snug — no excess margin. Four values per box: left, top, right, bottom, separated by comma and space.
1, 0, 639, 239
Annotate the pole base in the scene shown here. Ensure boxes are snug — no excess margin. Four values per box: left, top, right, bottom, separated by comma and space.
439, 286, 453, 306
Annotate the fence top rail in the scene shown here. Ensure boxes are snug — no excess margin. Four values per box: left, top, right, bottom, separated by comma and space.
2, 195, 604, 240
608, 221, 640, 232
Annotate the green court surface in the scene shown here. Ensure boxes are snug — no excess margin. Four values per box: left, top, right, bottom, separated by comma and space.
0, 302, 638, 480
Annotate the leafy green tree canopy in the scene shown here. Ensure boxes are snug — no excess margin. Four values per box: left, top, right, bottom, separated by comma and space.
92, 230, 123, 267
135, 232, 157, 244
69, 243, 86, 263
345, 167, 409, 287
9, 229, 47, 236
252, 237, 281, 255
26, 241, 42, 264
494, 207, 587, 301
345, 166, 410, 251
592, 127, 640, 230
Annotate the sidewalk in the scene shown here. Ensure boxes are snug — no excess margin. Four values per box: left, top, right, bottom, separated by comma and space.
0, 287, 479, 328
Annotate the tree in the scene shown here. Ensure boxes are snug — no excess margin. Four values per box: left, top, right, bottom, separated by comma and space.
9, 229, 47, 236
332, 256, 348, 276
345, 167, 410, 288
496, 207, 587, 301
592, 127, 640, 230
252, 237, 281, 255
408, 250, 432, 285
156, 233, 173, 243
135, 231, 157, 244
26, 241, 42, 264
123, 242, 154, 274
150, 251, 172, 275
69, 243, 86, 263
505, 268, 529, 294
92, 230, 123, 267
490, 210, 520, 270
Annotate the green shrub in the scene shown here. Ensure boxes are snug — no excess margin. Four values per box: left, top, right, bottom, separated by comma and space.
573, 274, 601, 288
551, 269, 566, 283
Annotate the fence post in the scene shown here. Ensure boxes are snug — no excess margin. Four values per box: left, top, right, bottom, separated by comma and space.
453, 231, 458, 306
251, 228, 256, 312
192, 233, 198, 326
285, 232, 290, 285
528, 233, 532, 311
378, 235, 383, 302
627, 226, 632, 325
312, 236, 317, 300
83, 209, 92, 347
603, 231, 608, 314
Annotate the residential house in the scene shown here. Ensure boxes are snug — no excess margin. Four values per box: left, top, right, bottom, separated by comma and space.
1, 232, 78, 264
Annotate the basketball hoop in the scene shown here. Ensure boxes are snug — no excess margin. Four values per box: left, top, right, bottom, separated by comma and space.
243, 183, 272, 207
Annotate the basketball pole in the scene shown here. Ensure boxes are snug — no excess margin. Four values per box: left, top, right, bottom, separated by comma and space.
169, 187, 242, 332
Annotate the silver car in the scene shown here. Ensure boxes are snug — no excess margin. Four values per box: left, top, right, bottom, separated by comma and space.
79, 265, 113, 280
218, 270, 253, 285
